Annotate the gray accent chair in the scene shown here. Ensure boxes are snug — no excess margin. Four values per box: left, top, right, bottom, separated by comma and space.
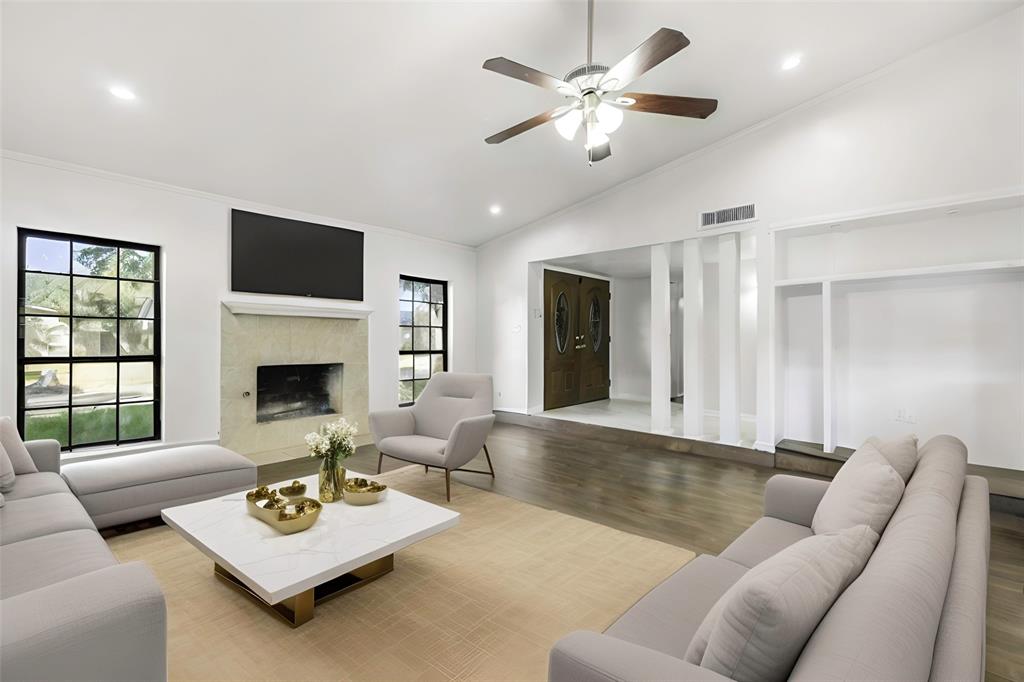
0, 439, 167, 682
549, 435, 990, 682
369, 372, 495, 501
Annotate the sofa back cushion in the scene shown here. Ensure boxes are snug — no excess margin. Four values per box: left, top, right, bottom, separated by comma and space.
412, 373, 493, 440
685, 525, 878, 682
812, 441, 905, 536
0, 417, 37, 475
791, 435, 967, 681
867, 434, 919, 483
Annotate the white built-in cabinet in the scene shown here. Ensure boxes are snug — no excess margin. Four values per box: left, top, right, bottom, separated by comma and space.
771, 193, 1024, 469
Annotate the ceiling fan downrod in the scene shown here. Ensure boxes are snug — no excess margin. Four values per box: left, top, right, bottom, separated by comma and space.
587, 0, 594, 65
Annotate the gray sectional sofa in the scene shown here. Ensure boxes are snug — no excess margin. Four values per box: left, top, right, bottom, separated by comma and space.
550, 435, 990, 682
0, 439, 168, 682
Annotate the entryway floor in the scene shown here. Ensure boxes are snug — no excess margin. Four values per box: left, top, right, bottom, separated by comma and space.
541, 398, 756, 447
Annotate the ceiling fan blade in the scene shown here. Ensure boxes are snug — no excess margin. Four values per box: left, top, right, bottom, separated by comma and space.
588, 140, 611, 164
619, 93, 718, 119
599, 28, 690, 91
485, 106, 571, 144
483, 57, 575, 94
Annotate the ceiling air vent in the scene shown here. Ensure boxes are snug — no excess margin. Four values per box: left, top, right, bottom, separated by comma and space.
699, 203, 756, 230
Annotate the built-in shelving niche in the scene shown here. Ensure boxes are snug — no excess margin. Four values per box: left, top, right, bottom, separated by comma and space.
772, 192, 1024, 470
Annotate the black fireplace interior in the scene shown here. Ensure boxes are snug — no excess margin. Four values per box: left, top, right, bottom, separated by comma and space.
256, 363, 342, 423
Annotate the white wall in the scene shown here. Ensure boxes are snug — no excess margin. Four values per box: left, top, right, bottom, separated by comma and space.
834, 273, 1023, 470
1, 155, 476, 449
778, 285, 824, 443
609, 276, 651, 401
477, 9, 1023, 461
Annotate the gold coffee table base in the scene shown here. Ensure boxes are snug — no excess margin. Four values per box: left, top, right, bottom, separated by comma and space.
214, 554, 395, 627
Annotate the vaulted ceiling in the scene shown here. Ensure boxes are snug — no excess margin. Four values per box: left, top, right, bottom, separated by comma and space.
2, 1, 1017, 246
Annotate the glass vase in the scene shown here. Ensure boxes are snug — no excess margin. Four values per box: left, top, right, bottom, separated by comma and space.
318, 457, 346, 503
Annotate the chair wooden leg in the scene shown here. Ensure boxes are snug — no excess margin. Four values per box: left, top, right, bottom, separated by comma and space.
425, 465, 429, 474
445, 469, 451, 502
377, 452, 383, 475
483, 443, 495, 477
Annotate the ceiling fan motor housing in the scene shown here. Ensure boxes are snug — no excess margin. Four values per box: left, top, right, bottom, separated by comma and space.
564, 63, 609, 92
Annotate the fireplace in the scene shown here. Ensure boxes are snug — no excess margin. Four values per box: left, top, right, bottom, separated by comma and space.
256, 363, 343, 424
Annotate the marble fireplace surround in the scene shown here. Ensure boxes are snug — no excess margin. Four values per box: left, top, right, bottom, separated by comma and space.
220, 303, 370, 456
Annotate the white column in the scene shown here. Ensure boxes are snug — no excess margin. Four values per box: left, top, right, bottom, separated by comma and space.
822, 280, 836, 453
650, 243, 672, 432
682, 239, 704, 437
755, 230, 776, 452
718, 233, 741, 444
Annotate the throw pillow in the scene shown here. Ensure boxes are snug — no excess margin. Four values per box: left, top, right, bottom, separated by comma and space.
812, 441, 905, 536
685, 525, 879, 682
866, 434, 918, 483
0, 416, 38, 475
0, 441, 14, 492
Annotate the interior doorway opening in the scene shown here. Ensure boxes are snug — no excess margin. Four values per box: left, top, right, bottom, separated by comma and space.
528, 235, 758, 448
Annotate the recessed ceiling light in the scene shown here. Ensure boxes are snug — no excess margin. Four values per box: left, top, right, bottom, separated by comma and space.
489, 205, 502, 215
109, 85, 136, 101
781, 54, 802, 71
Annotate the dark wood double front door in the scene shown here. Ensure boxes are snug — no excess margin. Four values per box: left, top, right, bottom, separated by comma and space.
543, 270, 610, 410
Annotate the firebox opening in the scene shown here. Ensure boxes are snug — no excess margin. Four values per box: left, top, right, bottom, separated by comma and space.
256, 363, 343, 424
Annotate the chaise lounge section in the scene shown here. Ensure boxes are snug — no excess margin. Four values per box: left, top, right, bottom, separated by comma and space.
0, 439, 167, 682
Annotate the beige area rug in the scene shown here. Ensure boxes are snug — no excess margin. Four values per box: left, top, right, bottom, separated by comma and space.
107, 466, 695, 681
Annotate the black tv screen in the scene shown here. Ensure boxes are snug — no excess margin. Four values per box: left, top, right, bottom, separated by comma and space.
231, 209, 364, 301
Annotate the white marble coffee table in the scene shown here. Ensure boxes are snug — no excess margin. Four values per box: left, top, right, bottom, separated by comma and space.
161, 471, 459, 626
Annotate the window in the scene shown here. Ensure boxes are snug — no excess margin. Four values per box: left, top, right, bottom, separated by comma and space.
17, 228, 161, 450
398, 275, 446, 404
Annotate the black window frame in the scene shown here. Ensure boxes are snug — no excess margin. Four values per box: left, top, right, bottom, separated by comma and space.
398, 274, 447, 406
16, 227, 162, 451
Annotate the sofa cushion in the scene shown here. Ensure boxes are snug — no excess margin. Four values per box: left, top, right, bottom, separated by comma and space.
812, 441, 905, 536
80, 468, 257, 525
605, 554, 748, 660
719, 517, 813, 569
0, 492, 96, 545
378, 435, 447, 467
867, 434, 919, 483
4, 472, 71, 502
0, 441, 14, 492
61, 444, 253, 497
791, 435, 968, 682
686, 525, 878, 682
0, 529, 117, 598
0, 417, 37, 475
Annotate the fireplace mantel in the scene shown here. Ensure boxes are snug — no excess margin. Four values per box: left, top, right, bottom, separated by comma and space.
221, 294, 373, 319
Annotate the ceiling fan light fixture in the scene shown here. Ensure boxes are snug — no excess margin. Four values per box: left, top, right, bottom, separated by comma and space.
555, 108, 584, 141
481, 0, 717, 164
596, 101, 623, 134
584, 126, 609, 151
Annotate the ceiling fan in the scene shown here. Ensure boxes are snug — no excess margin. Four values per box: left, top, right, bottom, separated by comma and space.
482, 0, 718, 165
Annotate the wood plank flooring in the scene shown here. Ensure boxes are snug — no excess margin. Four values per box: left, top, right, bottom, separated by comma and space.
262, 421, 1023, 682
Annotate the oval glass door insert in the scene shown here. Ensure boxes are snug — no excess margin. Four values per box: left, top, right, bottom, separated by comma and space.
554, 292, 570, 354
588, 296, 602, 352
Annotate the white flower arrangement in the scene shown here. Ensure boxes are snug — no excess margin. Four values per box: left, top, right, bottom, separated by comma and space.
305, 417, 357, 462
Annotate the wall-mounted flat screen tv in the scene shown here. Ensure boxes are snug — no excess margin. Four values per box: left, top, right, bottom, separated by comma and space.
231, 209, 364, 301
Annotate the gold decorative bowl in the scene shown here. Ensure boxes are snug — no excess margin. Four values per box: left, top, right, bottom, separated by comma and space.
343, 478, 388, 506
246, 486, 322, 534
278, 480, 308, 499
